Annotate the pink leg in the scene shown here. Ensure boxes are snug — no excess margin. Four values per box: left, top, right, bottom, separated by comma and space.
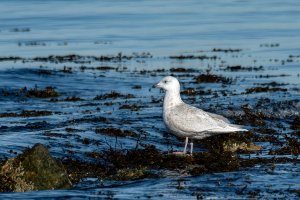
190, 142, 193, 155
183, 137, 188, 154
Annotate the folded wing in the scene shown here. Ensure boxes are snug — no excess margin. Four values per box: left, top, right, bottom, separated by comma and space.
169, 103, 247, 136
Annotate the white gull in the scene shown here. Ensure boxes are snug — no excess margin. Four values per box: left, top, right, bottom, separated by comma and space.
155, 76, 247, 155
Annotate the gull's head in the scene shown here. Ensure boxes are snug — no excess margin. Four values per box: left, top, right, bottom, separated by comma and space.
155, 76, 180, 92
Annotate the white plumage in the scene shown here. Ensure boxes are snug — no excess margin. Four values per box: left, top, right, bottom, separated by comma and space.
156, 76, 247, 154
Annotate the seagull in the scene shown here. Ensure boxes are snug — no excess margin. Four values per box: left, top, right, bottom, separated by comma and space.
155, 76, 247, 155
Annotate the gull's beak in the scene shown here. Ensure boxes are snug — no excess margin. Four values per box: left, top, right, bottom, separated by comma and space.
155, 82, 162, 88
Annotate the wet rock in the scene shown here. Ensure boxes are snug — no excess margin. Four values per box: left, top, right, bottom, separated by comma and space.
0, 144, 71, 192
223, 141, 262, 152
200, 132, 262, 153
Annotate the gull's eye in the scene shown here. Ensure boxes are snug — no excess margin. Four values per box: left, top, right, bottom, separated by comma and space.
163, 80, 168, 84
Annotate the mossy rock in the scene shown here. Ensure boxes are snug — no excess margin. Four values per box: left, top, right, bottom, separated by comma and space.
0, 143, 71, 192
223, 141, 262, 152
111, 168, 148, 181
200, 132, 262, 153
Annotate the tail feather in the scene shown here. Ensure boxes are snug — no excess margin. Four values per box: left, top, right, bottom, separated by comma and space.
207, 125, 248, 133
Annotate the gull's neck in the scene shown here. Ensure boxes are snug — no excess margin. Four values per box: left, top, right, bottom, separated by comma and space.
163, 89, 183, 110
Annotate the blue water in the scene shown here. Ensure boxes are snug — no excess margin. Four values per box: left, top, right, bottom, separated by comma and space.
0, 0, 300, 199
1, 0, 300, 56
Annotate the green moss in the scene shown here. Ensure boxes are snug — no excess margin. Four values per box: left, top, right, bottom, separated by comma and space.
111, 168, 149, 181
0, 159, 34, 192
0, 144, 71, 192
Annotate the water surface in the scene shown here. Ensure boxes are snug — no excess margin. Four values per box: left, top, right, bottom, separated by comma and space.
0, 0, 299, 199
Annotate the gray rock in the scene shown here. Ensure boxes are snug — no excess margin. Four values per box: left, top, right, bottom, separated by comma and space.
0, 143, 71, 192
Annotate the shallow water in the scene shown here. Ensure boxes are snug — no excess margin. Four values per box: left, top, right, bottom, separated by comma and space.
0, 0, 300, 199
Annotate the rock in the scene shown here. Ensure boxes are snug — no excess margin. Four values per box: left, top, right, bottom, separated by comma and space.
223, 141, 262, 152
201, 133, 262, 153
111, 168, 148, 181
0, 143, 71, 192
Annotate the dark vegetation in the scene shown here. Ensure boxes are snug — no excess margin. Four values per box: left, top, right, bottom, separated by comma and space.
0, 110, 52, 118
194, 73, 232, 84
94, 91, 135, 100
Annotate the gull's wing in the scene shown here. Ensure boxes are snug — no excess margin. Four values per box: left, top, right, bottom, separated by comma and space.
168, 103, 245, 134
206, 111, 230, 124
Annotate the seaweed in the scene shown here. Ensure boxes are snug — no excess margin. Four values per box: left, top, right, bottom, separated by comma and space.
234, 104, 268, 126
95, 128, 139, 138
290, 116, 300, 130
212, 48, 242, 53
170, 68, 195, 73
94, 91, 135, 100
64, 96, 84, 101
169, 55, 218, 60
245, 86, 287, 94
181, 88, 211, 96
119, 104, 141, 111
194, 74, 232, 84
225, 65, 263, 71
0, 110, 52, 118
26, 86, 60, 98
